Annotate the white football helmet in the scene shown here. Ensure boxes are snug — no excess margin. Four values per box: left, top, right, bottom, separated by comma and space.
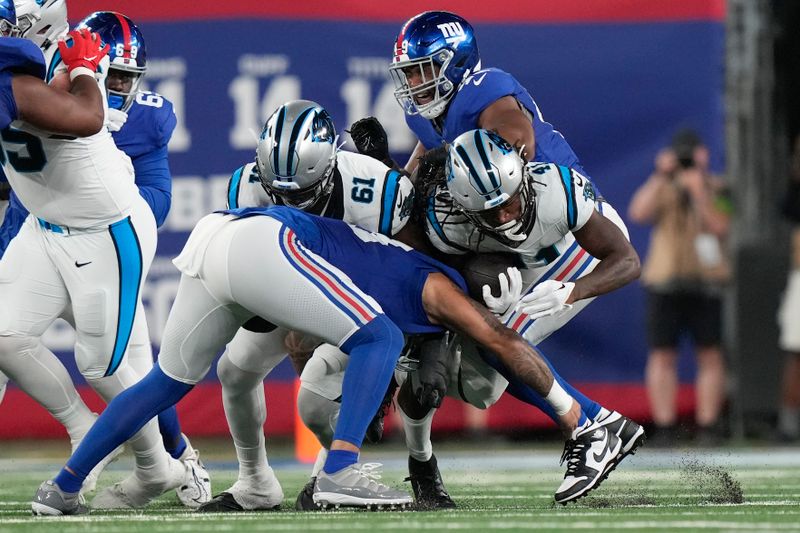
255, 100, 338, 210
6, 0, 67, 49
446, 129, 535, 246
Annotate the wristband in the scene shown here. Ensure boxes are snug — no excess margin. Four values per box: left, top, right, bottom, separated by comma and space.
69, 66, 95, 81
545, 379, 573, 416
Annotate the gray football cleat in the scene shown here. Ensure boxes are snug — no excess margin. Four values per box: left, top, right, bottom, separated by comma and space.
313, 463, 413, 509
555, 421, 622, 504
32, 480, 88, 516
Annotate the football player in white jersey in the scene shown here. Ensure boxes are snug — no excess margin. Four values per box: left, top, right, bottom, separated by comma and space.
0, 5, 191, 510
195, 99, 414, 512
0, 2, 209, 508
401, 129, 642, 504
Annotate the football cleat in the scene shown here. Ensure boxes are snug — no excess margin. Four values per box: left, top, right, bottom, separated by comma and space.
596, 410, 646, 456
405, 455, 456, 510
32, 480, 88, 516
313, 463, 412, 509
196, 492, 243, 513
176, 444, 212, 508
198, 469, 283, 511
92, 456, 185, 509
555, 421, 622, 504
295, 477, 317, 511
195, 491, 279, 513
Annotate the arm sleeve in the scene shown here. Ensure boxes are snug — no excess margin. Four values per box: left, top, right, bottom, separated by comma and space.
132, 145, 172, 227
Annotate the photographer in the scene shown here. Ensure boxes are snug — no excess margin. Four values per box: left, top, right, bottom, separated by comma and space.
628, 129, 732, 445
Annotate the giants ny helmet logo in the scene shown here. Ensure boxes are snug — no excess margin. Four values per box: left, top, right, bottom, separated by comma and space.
436, 21, 466, 46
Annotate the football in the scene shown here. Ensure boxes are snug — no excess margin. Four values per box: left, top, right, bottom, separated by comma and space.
460, 252, 521, 301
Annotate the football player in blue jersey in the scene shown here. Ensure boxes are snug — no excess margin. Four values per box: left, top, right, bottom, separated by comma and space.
32, 204, 583, 515
200, 99, 415, 512
0, 5, 210, 508
384, 11, 644, 506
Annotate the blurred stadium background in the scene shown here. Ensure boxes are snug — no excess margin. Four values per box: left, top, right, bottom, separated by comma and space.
0, 0, 796, 451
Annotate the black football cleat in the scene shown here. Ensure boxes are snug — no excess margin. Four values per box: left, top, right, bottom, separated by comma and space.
405, 455, 456, 510
196, 492, 248, 513
295, 477, 317, 511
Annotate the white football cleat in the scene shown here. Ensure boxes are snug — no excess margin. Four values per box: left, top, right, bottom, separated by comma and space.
175, 439, 212, 508
92, 457, 185, 509
555, 420, 622, 504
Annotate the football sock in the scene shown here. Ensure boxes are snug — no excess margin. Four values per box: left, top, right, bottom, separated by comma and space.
158, 407, 186, 459
310, 448, 329, 478
332, 315, 404, 447
0, 339, 96, 443
399, 407, 435, 462
217, 352, 271, 478
57, 365, 192, 491
478, 346, 599, 423
323, 450, 359, 474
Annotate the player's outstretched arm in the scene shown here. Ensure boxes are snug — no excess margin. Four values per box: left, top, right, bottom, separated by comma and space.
421, 272, 581, 432
478, 95, 536, 162
11, 74, 104, 136
569, 210, 641, 303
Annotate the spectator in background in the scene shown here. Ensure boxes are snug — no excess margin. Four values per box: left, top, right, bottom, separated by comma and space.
628, 129, 732, 445
777, 134, 800, 442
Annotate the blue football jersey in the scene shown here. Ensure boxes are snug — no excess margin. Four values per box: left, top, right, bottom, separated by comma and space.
405, 67, 589, 178
0, 37, 46, 129
224, 206, 467, 334
113, 92, 176, 160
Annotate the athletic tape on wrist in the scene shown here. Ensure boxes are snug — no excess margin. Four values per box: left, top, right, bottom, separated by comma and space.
69, 66, 95, 81
546, 379, 573, 416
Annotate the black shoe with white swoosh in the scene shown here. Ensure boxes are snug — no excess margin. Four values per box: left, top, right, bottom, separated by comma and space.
554, 421, 622, 504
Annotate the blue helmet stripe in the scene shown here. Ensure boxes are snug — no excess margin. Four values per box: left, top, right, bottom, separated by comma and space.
285, 107, 315, 177
473, 130, 500, 191
455, 145, 489, 198
272, 105, 286, 177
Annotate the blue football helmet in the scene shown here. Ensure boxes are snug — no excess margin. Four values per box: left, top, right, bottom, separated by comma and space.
446, 129, 535, 246
0, 0, 67, 49
255, 100, 338, 210
0, 1, 17, 34
77, 11, 146, 111
390, 11, 480, 119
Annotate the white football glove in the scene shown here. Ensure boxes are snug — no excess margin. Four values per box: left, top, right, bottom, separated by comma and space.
516, 280, 575, 320
482, 267, 523, 316
106, 108, 128, 132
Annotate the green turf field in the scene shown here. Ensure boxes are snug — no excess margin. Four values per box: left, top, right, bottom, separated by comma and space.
1, 445, 799, 532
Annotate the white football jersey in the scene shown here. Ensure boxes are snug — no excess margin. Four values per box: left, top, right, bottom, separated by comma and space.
1, 41, 133, 227
425, 163, 597, 266
227, 150, 414, 236
3, 123, 137, 228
